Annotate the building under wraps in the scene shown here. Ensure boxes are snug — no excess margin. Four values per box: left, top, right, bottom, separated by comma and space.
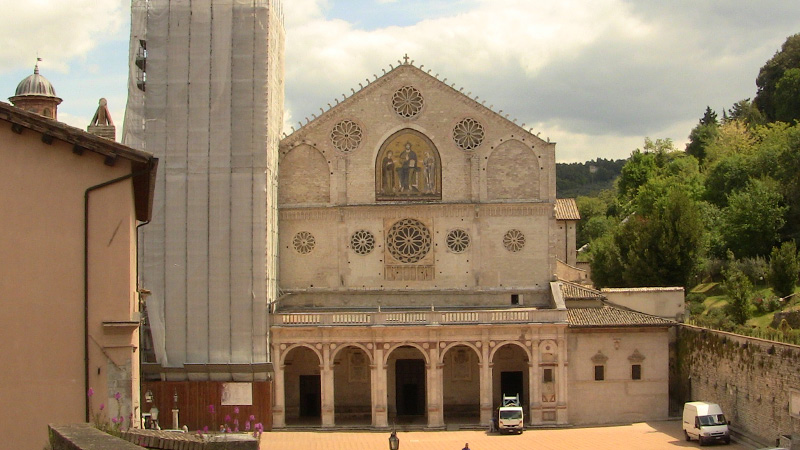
122, 0, 284, 389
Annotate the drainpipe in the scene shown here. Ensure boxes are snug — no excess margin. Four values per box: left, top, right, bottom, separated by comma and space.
84, 163, 152, 422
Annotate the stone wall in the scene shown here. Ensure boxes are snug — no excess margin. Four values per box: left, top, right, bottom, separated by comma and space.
676, 325, 800, 446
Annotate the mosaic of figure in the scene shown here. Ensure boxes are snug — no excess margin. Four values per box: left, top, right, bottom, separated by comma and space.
376, 129, 441, 200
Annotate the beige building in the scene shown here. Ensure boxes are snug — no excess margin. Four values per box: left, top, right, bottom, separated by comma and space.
0, 101, 156, 449
270, 61, 674, 429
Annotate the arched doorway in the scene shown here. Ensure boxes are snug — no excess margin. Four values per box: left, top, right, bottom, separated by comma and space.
283, 346, 322, 426
387, 345, 428, 425
442, 344, 481, 424
492, 343, 529, 412
333, 345, 372, 425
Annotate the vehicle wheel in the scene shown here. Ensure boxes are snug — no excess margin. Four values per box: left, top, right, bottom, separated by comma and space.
724, 437, 730, 445
698, 436, 706, 446
684, 430, 690, 442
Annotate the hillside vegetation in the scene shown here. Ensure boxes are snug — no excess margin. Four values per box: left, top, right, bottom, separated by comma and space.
576, 33, 800, 341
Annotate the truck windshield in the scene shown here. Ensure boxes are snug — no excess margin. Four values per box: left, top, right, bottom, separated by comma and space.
698, 414, 726, 426
500, 410, 522, 420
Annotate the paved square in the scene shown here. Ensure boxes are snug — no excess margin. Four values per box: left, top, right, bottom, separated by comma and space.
262, 421, 753, 450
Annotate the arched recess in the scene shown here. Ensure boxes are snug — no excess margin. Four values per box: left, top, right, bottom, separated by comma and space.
386, 345, 428, 424
486, 140, 540, 201
375, 128, 441, 201
282, 345, 323, 425
279, 144, 330, 205
441, 344, 481, 423
491, 342, 530, 411
332, 344, 373, 425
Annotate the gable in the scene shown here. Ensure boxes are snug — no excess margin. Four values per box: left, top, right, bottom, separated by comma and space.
278, 62, 555, 206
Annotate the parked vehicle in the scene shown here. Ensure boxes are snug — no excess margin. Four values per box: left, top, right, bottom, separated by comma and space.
683, 401, 730, 445
497, 394, 524, 434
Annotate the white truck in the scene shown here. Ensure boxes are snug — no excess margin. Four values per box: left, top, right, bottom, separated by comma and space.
683, 401, 731, 445
497, 394, 524, 434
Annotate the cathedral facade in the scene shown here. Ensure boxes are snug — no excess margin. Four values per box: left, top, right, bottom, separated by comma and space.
271, 61, 673, 429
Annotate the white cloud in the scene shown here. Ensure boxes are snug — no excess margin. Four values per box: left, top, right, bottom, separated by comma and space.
282, 0, 800, 161
0, 0, 127, 74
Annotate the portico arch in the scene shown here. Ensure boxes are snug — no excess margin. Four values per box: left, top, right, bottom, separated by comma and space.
386, 345, 428, 425
491, 342, 530, 412
282, 345, 323, 425
441, 344, 481, 423
332, 344, 372, 425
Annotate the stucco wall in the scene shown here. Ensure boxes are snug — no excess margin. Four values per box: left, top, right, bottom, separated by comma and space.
602, 287, 685, 320
568, 328, 670, 425
677, 326, 800, 446
0, 123, 140, 449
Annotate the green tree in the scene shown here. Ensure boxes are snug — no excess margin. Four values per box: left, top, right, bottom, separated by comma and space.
725, 99, 764, 128
721, 178, 787, 258
590, 189, 706, 288
755, 33, 800, 121
723, 257, 753, 325
769, 241, 799, 298
686, 107, 719, 162
703, 154, 751, 207
588, 233, 625, 288
774, 68, 800, 123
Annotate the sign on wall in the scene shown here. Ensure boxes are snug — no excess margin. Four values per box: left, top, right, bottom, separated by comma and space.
221, 382, 253, 406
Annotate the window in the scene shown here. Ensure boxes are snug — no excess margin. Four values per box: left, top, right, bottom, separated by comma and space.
594, 365, 604, 381
543, 368, 553, 383
511, 294, 520, 305
631, 364, 642, 380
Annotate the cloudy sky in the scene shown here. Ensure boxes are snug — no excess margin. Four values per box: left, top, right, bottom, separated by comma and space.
1, 0, 798, 162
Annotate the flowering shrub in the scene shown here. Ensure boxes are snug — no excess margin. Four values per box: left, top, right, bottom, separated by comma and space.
87, 388, 127, 436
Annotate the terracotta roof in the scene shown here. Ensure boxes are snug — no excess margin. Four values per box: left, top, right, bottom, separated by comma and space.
559, 280, 603, 300
0, 101, 158, 221
568, 305, 675, 328
555, 198, 580, 220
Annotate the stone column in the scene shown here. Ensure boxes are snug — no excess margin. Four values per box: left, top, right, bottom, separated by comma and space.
556, 332, 569, 424
479, 340, 493, 426
426, 345, 443, 428
373, 346, 388, 427
272, 363, 286, 428
321, 344, 335, 427
528, 340, 539, 426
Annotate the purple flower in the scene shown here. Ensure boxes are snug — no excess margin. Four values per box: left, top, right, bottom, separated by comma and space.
234, 407, 240, 414
111, 417, 119, 424
99, 403, 105, 411
208, 405, 215, 413
224, 414, 232, 423
203, 426, 209, 432
255, 423, 263, 432
245, 421, 251, 431
249, 415, 256, 422
87, 388, 94, 397
114, 392, 122, 401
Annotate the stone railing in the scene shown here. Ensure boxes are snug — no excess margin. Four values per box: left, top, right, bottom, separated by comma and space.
272, 307, 566, 327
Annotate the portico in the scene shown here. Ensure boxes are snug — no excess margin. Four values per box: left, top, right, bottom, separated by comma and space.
270, 307, 569, 429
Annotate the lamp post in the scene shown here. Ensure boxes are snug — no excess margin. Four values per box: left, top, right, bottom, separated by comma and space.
388, 430, 399, 450
172, 390, 180, 429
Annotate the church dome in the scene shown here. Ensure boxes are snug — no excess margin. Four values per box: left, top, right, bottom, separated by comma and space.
14, 61, 59, 98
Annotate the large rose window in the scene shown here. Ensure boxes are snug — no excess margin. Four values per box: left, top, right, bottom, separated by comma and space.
386, 218, 431, 263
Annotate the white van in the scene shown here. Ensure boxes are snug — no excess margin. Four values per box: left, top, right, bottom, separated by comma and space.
683, 401, 731, 445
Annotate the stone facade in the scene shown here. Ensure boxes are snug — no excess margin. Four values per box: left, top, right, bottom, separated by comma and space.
677, 325, 800, 446
271, 61, 673, 430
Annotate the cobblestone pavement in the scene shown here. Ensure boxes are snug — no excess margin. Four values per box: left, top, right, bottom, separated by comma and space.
261, 420, 755, 450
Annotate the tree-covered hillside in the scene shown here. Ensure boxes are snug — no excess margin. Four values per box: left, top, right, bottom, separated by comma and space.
556, 158, 626, 198
578, 33, 800, 339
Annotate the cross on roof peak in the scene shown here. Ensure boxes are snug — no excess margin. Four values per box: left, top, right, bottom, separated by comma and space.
403, 54, 409, 64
